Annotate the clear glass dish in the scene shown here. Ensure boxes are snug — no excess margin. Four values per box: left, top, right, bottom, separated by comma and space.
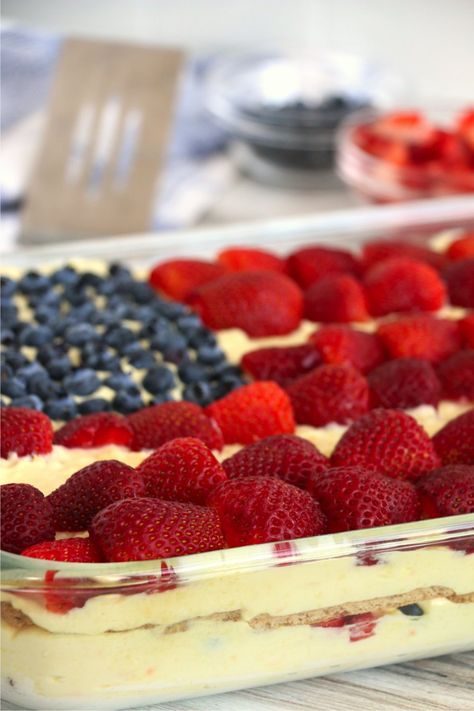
2, 196, 474, 710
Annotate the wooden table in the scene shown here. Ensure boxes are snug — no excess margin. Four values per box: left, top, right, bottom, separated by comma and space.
3, 652, 473, 711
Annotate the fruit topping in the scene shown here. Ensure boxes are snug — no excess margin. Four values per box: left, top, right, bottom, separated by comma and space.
443, 258, 474, 307
364, 257, 446, 316
149, 259, 228, 302
222, 434, 329, 490
307, 465, 420, 533
377, 315, 461, 363
22, 537, 102, 562
241, 344, 321, 387
446, 233, 474, 260
1, 483, 55, 554
205, 381, 295, 445
331, 409, 440, 479
304, 274, 370, 323
437, 350, 474, 401
90, 497, 225, 561
417, 465, 474, 517
127, 401, 224, 451
217, 247, 286, 273
137, 437, 227, 505
208, 476, 325, 547
368, 358, 441, 409
47, 460, 146, 531
286, 364, 369, 427
362, 240, 446, 272
459, 313, 474, 348
286, 246, 360, 288
432, 409, 474, 465
1, 407, 53, 459
54, 412, 133, 449
309, 325, 386, 374
188, 271, 303, 337
399, 603, 424, 616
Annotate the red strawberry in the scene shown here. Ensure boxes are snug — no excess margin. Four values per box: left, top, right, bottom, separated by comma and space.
287, 364, 369, 427
1, 483, 55, 554
90, 497, 225, 561
307, 466, 420, 533
205, 382, 295, 445
53, 412, 133, 449
331, 409, 440, 480
364, 257, 446, 316
207, 476, 325, 547
416, 464, 474, 518
304, 274, 369, 323
437, 350, 474, 400
459, 313, 474, 348
47, 460, 146, 531
347, 613, 378, 642
444, 258, 474, 307
286, 246, 360, 288
432, 409, 474, 465
1, 407, 53, 459
137, 437, 227, 505
309, 325, 386, 374
362, 240, 446, 272
222, 434, 329, 490
377, 315, 461, 363
127, 401, 223, 452
188, 271, 303, 337
148, 259, 228, 302
446, 233, 474, 260
217, 247, 285, 274
241, 344, 321, 387
368, 358, 441, 409
22, 538, 102, 562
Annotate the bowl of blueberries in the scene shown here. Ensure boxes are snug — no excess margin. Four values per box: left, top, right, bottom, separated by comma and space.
205, 51, 405, 188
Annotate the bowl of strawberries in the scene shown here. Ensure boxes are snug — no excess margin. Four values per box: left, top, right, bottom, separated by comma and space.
337, 107, 474, 203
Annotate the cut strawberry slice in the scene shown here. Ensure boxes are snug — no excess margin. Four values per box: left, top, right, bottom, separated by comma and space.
346, 612, 378, 642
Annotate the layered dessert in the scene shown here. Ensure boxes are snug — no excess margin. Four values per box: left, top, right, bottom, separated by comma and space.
1, 227, 474, 709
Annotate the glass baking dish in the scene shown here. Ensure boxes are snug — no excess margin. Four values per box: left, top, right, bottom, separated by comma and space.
2, 196, 474, 710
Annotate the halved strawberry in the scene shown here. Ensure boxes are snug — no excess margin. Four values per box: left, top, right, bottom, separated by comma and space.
459, 313, 474, 348
364, 257, 446, 316
22, 538, 102, 562
127, 401, 223, 451
377, 315, 461, 363
444, 258, 474, 307
331, 409, 440, 480
286, 246, 360, 288
137, 437, 227, 505
416, 464, 474, 518
446, 233, 474, 261
222, 434, 329, 489
217, 247, 285, 274
1, 407, 53, 459
1, 483, 55, 554
148, 259, 228, 302
437, 350, 474, 400
304, 274, 369, 323
189, 271, 303, 337
90, 497, 225, 562
53, 413, 133, 449
207, 476, 325, 547
368, 358, 441, 409
205, 382, 295, 445
241, 344, 321, 387
362, 240, 446, 272
309, 325, 386, 374
286, 364, 369, 427
432, 409, 474, 465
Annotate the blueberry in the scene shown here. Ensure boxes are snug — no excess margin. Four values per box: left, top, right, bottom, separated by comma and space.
96, 311, 120, 327
121, 342, 145, 358
129, 351, 156, 369
183, 381, 213, 406
104, 326, 136, 349
35, 305, 60, 324
1, 301, 18, 327
37, 344, 66, 366
63, 369, 101, 396
77, 272, 103, 290
28, 372, 63, 400
96, 351, 121, 371
18, 271, 51, 293
134, 305, 157, 324
1, 363, 13, 379
128, 282, 155, 304
159, 332, 187, 358
104, 372, 139, 394
17, 362, 47, 380
47, 355, 72, 380
19, 324, 54, 347
399, 604, 424, 617
65, 323, 100, 346
44, 396, 77, 420
178, 360, 208, 384
156, 300, 188, 320
149, 393, 173, 405
3, 351, 28, 369
107, 293, 126, 309
68, 303, 99, 323
197, 344, 225, 365
51, 265, 79, 286
1, 329, 15, 346
29, 290, 60, 308
63, 287, 89, 306
0, 276, 16, 298
11, 394, 43, 411
78, 398, 112, 415
95, 280, 115, 296
220, 373, 246, 392
188, 327, 217, 349
112, 390, 144, 414
2, 377, 27, 399
148, 322, 174, 350
109, 263, 131, 279
176, 314, 202, 334
213, 363, 243, 379
142, 366, 175, 395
